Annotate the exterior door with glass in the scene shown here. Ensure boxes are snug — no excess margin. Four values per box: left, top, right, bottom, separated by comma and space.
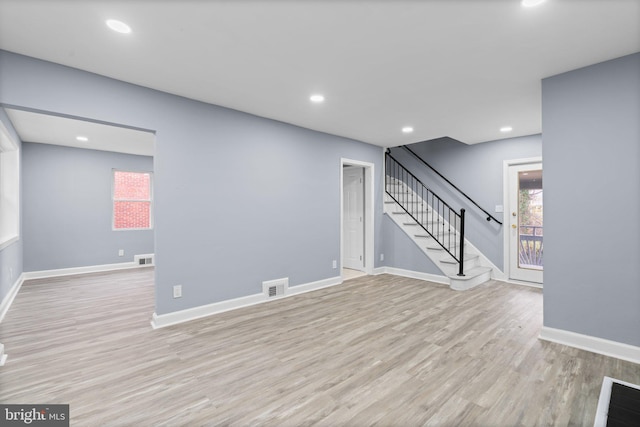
508, 163, 543, 283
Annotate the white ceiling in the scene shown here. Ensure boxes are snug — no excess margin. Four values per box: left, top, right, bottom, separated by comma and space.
0, 0, 638, 149
5, 109, 155, 156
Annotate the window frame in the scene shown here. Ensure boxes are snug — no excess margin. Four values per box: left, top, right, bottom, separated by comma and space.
112, 169, 154, 231
0, 120, 20, 250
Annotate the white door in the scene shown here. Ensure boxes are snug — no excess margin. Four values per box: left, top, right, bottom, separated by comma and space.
508, 163, 543, 283
343, 167, 364, 270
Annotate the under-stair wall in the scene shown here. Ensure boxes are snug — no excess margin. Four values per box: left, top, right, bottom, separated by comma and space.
382, 212, 445, 276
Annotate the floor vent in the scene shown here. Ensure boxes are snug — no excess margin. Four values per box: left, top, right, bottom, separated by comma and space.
262, 278, 288, 299
595, 377, 640, 427
134, 254, 154, 266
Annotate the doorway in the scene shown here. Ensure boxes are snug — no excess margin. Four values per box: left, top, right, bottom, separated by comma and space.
340, 159, 375, 279
343, 166, 364, 272
505, 160, 543, 284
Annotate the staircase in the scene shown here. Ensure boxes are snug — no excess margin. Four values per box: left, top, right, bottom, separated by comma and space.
385, 153, 493, 290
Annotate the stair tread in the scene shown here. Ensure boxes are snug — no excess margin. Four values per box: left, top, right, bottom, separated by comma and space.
440, 253, 479, 264
446, 266, 492, 280
415, 231, 457, 238
393, 211, 434, 216
426, 243, 460, 253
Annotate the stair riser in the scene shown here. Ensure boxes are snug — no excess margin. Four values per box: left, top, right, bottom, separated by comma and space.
450, 270, 492, 291
439, 257, 480, 272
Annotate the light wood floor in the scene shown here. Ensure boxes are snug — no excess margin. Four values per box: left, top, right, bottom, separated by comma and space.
1, 270, 638, 426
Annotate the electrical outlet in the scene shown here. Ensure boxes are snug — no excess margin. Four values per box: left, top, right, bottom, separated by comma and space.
173, 285, 182, 298
118, 249, 124, 257
380, 253, 384, 261
332, 260, 337, 269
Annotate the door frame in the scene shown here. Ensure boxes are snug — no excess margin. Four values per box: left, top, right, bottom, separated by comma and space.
340, 158, 375, 277
502, 157, 543, 288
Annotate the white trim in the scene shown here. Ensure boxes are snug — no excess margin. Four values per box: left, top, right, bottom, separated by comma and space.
539, 326, 640, 365
0, 120, 20, 249
0, 273, 26, 368
0, 236, 19, 252
372, 267, 386, 275
503, 157, 543, 285
151, 276, 342, 329
503, 278, 543, 289
287, 276, 342, 296
0, 273, 24, 323
0, 343, 6, 367
594, 376, 640, 427
22, 261, 148, 280
340, 158, 376, 276
377, 266, 448, 285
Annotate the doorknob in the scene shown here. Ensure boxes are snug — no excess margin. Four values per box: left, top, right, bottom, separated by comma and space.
512, 212, 517, 217
512, 224, 517, 229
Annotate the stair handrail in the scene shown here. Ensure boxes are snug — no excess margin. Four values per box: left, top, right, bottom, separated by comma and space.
386, 152, 466, 276
399, 145, 503, 225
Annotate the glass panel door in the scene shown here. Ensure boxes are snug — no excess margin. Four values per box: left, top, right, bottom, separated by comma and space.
508, 163, 543, 284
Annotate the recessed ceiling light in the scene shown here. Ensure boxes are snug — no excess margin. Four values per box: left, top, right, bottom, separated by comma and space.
76, 136, 89, 142
521, 0, 546, 7
106, 19, 132, 34
500, 126, 513, 133
310, 94, 325, 103
402, 127, 414, 134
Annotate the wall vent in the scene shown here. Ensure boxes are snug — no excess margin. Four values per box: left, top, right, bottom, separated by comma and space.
262, 278, 289, 299
134, 254, 154, 267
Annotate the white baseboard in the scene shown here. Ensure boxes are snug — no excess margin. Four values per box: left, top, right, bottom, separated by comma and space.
151, 275, 343, 329
0, 273, 25, 323
539, 326, 640, 365
375, 267, 448, 285
23, 261, 151, 281
502, 278, 543, 289
0, 342, 6, 366
0, 353, 6, 366
287, 276, 342, 296
1, 274, 27, 367
372, 267, 386, 275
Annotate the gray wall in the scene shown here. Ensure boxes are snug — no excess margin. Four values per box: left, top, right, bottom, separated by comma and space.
386, 134, 542, 271
0, 108, 22, 303
0, 51, 384, 316
381, 216, 441, 275
542, 52, 640, 347
22, 142, 154, 271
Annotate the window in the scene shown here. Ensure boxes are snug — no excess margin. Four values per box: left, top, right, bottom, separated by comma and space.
113, 170, 152, 230
0, 120, 19, 250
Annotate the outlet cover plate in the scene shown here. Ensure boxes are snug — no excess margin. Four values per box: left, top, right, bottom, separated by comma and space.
173, 285, 182, 298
